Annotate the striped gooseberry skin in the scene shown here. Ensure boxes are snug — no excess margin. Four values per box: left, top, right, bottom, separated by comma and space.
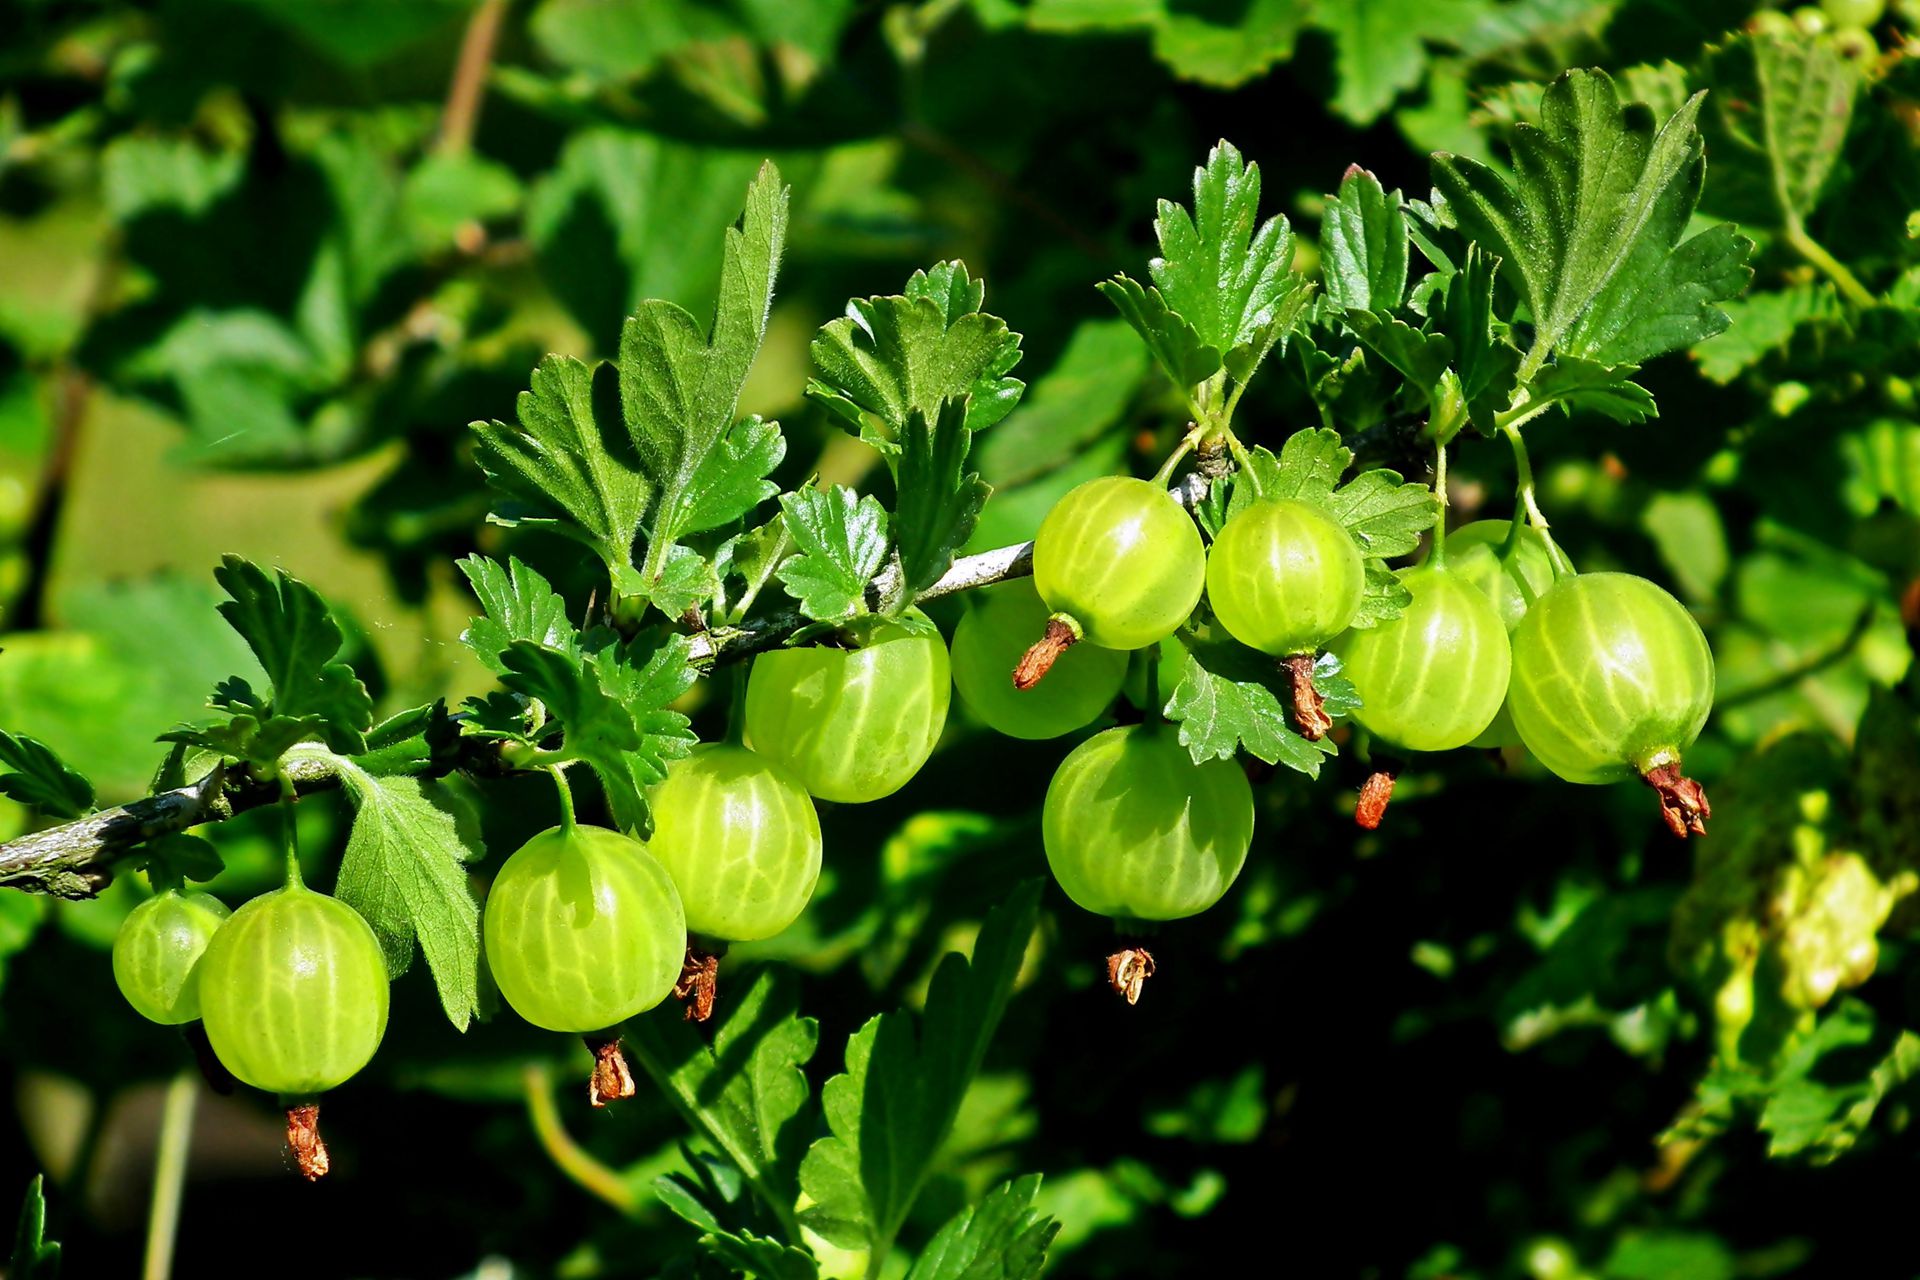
951, 580, 1128, 739
1032, 476, 1205, 650
1043, 725, 1254, 921
197, 884, 388, 1095
745, 610, 950, 804
112, 890, 230, 1025
648, 745, 822, 942
1507, 572, 1714, 784
1206, 498, 1364, 656
483, 825, 686, 1034
1332, 563, 1512, 752
1448, 520, 1567, 748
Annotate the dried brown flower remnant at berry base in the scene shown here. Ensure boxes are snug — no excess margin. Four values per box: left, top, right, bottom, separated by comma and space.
674, 946, 720, 1023
1355, 769, 1396, 830
1644, 762, 1711, 839
1013, 616, 1080, 690
1106, 947, 1155, 1005
1281, 654, 1331, 740
287, 1104, 329, 1181
584, 1034, 635, 1107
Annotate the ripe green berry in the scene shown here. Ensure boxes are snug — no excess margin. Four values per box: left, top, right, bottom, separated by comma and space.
745, 611, 950, 803
648, 745, 822, 942
1332, 563, 1512, 753
952, 580, 1127, 739
484, 824, 686, 1033
1206, 498, 1364, 656
1043, 725, 1254, 921
1507, 572, 1715, 785
1821, 0, 1884, 27
196, 884, 389, 1095
1031, 476, 1205, 651
112, 889, 230, 1025
1447, 520, 1567, 748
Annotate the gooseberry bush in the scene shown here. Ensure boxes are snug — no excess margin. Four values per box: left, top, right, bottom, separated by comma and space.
5, 2, 1920, 1276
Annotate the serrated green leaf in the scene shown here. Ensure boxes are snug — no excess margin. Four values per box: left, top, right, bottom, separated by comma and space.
807, 261, 1024, 454
472, 355, 646, 578
457, 556, 578, 676
9, 1176, 59, 1280
1312, 0, 1484, 125
498, 638, 695, 833
1434, 243, 1520, 427
1344, 310, 1452, 397
629, 969, 818, 1227
906, 1175, 1058, 1280
212, 555, 373, 754
649, 545, 721, 620
680, 416, 786, 536
324, 759, 483, 1031
140, 833, 224, 886
1433, 69, 1752, 369
353, 703, 461, 779
1162, 635, 1337, 776
1693, 282, 1843, 384
1096, 274, 1223, 390
1323, 166, 1409, 312
1759, 1001, 1920, 1162
0, 731, 93, 819
715, 515, 793, 615
1028, 0, 1305, 88
159, 711, 326, 771
1527, 357, 1660, 425
775, 487, 890, 622
1348, 563, 1415, 629
1150, 141, 1304, 379
799, 884, 1041, 1254
895, 399, 990, 601
1320, 468, 1439, 559
1698, 33, 1860, 228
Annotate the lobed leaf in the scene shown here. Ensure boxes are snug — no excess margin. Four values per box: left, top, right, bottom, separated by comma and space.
0, 732, 94, 819
894, 399, 991, 601
905, 1175, 1058, 1280
1322, 166, 1409, 313
775, 487, 890, 622
212, 555, 373, 754
457, 556, 577, 675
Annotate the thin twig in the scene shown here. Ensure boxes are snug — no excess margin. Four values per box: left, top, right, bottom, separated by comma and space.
438, 0, 508, 156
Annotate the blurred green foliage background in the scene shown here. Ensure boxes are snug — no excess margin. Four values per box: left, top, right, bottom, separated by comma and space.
4, 0, 1920, 1276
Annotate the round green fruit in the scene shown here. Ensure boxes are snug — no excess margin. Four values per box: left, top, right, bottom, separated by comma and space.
1332, 564, 1512, 753
197, 884, 388, 1095
648, 745, 822, 942
483, 824, 686, 1033
745, 611, 950, 803
1206, 498, 1364, 656
1043, 725, 1254, 921
1821, 0, 1884, 26
952, 580, 1127, 739
112, 889, 231, 1025
1031, 476, 1205, 650
1507, 572, 1715, 784
1447, 521, 1567, 748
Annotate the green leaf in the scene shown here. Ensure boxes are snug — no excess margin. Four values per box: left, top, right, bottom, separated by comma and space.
1234, 432, 1437, 560
8, 1176, 59, 1280
1526, 357, 1660, 425
799, 883, 1042, 1254
775, 487, 890, 623
1027, 0, 1306, 89
895, 399, 990, 601
1311, 0, 1483, 124
1095, 274, 1223, 390
0, 731, 93, 819
498, 639, 696, 833
648, 545, 722, 620
1344, 310, 1452, 397
1693, 283, 1842, 385
326, 759, 484, 1031
456, 556, 578, 676
628, 969, 818, 1227
681, 416, 786, 536
1433, 243, 1520, 427
1162, 635, 1338, 776
905, 1175, 1058, 1280
1758, 1001, 1920, 1162
623, 162, 789, 567
139, 834, 224, 886
159, 709, 326, 773
472, 354, 647, 580
807, 261, 1024, 455
1698, 33, 1861, 228
1323, 166, 1409, 312
1148, 141, 1306, 387
1433, 69, 1752, 368
212, 556, 373, 754
972, 320, 1151, 490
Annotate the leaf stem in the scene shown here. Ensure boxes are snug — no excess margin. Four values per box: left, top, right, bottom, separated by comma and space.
723, 667, 748, 746
437, 0, 506, 156
1500, 424, 1573, 577
278, 772, 302, 889
1151, 423, 1207, 486
1429, 442, 1449, 569
1784, 214, 1877, 310
521, 1063, 640, 1215
141, 1072, 197, 1280
549, 766, 577, 834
